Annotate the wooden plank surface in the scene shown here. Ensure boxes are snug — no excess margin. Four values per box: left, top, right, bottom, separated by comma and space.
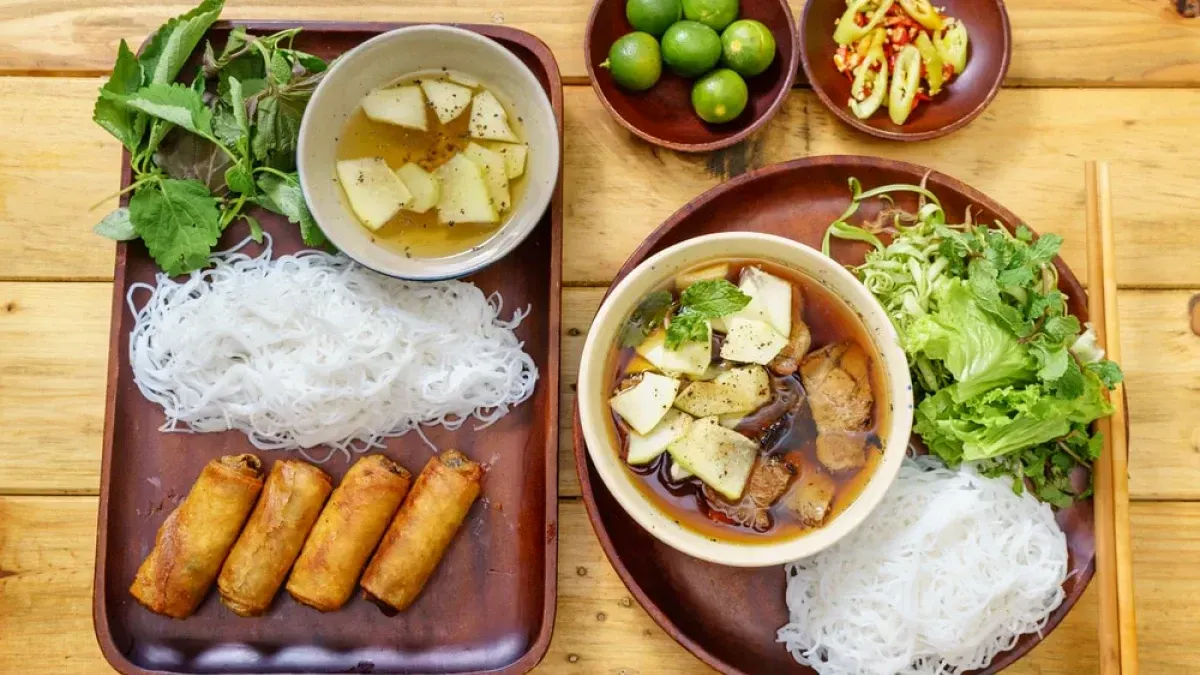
3, 282, 1198, 500
2, 496, 1198, 674
6, 78, 1200, 288
2, 0, 1200, 85
563, 86, 1200, 288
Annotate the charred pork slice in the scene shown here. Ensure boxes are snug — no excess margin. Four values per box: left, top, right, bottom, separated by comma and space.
769, 289, 813, 377
800, 342, 873, 472
701, 455, 795, 531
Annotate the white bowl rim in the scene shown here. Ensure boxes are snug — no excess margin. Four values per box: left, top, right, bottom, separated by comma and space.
297, 24, 560, 281
578, 231, 914, 567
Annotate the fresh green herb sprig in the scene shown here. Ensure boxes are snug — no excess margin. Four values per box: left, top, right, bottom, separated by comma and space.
619, 280, 751, 351
91, 0, 329, 275
665, 280, 750, 349
824, 177, 1124, 506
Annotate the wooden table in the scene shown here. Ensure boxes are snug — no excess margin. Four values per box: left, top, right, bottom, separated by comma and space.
2, 1, 1199, 672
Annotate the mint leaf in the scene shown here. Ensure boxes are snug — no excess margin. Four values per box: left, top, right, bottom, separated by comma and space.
1050, 360, 1086, 399
93, 40, 146, 152
665, 310, 711, 350
269, 51, 292, 85
1087, 360, 1124, 389
130, 179, 221, 276
139, 0, 225, 85
255, 173, 325, 247
1028, 233, 1063, 266
225, 163, 254, 194
93, 207, 137, 241
228, 76, 250, 137
212, 108, 242, 147
620, 290, 673, 348
678, 279, 750, 319
279, 48, 328, 74
106, 83, 215, 140
240, 213, 264, 243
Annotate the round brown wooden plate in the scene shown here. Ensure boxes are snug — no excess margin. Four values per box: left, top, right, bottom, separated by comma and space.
585, 0, 799, 152
573, 156, 1094, 675
800, 1, 1011, 141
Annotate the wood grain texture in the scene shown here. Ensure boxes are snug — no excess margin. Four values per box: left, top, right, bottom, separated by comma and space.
4, 80, 1200, 287
2, 283, 1198, 499
0, 282, 110, 494
565, 86, 1200, 287
1, 0, 1199, 84
0, 78, 117, 280
2, 496, 1198, 674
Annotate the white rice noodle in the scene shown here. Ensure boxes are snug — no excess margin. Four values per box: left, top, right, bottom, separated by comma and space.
127, 235, 538, 462
777, 457, 1069, 675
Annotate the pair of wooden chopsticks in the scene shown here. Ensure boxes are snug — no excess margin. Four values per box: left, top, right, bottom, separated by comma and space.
1085, 161, 1138, 675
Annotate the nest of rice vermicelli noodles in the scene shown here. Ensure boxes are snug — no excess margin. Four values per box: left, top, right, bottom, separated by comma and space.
127, 236, 538, 462
777, 457, 1069, 675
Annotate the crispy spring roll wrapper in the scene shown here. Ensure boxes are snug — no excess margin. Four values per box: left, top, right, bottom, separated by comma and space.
361, 450, 484, 611
217, 460, 333, 616
129, 454, 264, 618
286, 454, 412, 612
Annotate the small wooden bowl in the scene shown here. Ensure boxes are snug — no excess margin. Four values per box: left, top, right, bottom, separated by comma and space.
800, 0, 1011, 141
585, 0, 799, 153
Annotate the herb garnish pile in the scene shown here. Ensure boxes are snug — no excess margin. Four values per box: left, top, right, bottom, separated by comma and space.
825, 178, 1123, 506
91, 0, 328, 275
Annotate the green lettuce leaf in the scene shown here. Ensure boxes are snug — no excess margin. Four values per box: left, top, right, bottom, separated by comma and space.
905, 279, 1034, 401
917, 370, 1113, 464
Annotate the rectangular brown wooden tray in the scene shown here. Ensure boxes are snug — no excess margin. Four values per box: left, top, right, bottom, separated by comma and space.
93, 21, 563, 675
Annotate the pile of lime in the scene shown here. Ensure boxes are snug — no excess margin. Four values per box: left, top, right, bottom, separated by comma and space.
600, 0, 777, 125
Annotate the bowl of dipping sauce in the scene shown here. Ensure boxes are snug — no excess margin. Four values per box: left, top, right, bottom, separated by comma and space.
299, 25, 560, 280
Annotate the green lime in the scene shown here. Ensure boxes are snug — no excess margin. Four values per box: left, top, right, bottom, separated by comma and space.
691, 68, 748, 123
601, 32, 663, 91
661, 21, 722, 78
721, 19, 776, 76
626, 0, 682, 37
681, 0, 739, 31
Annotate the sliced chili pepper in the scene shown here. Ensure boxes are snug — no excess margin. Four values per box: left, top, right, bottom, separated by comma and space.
835, 0, 895, 46
914, 31, 945, 95
851, 29, 887, 101
850, 61, 889, 119
934, 20, 969, 74
888, 44, 922, 124
898, 0, 945, 31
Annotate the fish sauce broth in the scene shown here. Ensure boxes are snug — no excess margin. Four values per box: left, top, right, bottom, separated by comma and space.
608, 260, 890, 543
335, 73, 527, 258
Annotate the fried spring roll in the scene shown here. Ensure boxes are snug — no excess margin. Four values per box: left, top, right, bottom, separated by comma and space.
286, 454, 412, 611
217, 460, 332, 616
360, 450, 483, 611
130, 454, 264, 618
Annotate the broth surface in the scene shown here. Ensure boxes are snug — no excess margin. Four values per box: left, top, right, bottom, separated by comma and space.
607, 259, 891, 543
334, 73, 527, 258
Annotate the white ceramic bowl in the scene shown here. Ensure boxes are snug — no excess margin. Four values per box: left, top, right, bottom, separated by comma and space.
577, 233, 913, 567
298, 25, 560, 280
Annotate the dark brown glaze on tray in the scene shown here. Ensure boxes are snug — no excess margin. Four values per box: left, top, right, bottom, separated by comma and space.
585, 0, 799, 152
800, 0, 1011, 141
573, 156, 1094, 675
93, 22, 562, 675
